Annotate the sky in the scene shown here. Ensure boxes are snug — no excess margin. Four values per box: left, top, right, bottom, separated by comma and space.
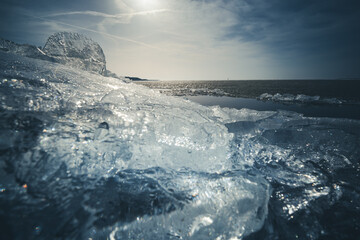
0, 0, 359, 80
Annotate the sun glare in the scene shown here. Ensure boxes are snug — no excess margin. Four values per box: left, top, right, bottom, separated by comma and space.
138, 0, 160, 9
140, 0, 153, 4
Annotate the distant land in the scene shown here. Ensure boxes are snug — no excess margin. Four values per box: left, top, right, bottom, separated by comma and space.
125, 76, 157, 81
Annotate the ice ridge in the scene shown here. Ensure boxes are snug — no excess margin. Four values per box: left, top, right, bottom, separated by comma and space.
259, 93, 344, 104
0, 50, 270, 239
2, 34, 360, 240
43, 32, 106, 75
0, 37, 53, 61
0, 32, 107, 75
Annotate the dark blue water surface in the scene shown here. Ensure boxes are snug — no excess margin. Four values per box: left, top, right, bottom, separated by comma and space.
185, 95, 360, 119
136, 80, 360, 120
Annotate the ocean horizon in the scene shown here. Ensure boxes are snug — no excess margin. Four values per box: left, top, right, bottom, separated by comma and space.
136, 79, 360, 119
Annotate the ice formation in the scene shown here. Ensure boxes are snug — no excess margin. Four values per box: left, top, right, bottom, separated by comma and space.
1, 34, 360, 240
1, 32, 107, 75
43, 32, 106, 75
0, 37, 53, 61
0, 49, 270, 239
259, 93, 344, 104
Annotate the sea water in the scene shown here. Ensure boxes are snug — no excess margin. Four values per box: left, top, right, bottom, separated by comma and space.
137, 80, 360, 119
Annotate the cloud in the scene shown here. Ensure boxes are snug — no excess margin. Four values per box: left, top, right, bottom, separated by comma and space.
1, 0, 359, 79
206, 0, 360, 78
113, 0, 133, 12
221, 0, 360, 51
25, 14, 161, 50
45, 9, 171, 24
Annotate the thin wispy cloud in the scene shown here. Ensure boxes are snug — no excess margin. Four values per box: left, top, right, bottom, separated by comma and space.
27, 14, 162, 50
45, 9, 171, 20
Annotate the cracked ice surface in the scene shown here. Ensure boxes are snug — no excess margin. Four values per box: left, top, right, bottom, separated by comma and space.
0, 51, 270, 239
3, 49, 359, 239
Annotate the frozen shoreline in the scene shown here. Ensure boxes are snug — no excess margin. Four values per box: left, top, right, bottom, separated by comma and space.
1, 38, 360, 239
